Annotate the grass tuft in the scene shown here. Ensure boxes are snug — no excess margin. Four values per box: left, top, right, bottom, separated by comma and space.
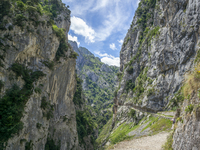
162, 132, 173, 150
183, 64, 200, 98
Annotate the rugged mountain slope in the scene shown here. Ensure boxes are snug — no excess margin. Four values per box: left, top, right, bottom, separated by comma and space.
117, 0, 199, 111
70, 41, 118, 98
97, 0, 200, 148
69, 41, 119, 131
171, 59, 200, 149
0, 0, 80, 149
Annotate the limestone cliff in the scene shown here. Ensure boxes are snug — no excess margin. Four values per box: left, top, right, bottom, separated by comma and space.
0, 0, 79, 149
172, 96, 200, 150
116, 0, 200, 111
109, 0, 200, 149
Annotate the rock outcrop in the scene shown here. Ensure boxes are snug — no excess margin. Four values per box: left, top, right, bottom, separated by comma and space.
115, 0, 200, 112
0, 0, 79, 149
110, 0, 200, 149
173, 97, 200, 150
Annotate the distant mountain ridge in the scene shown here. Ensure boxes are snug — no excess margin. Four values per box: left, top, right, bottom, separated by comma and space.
69, 40, 119, 130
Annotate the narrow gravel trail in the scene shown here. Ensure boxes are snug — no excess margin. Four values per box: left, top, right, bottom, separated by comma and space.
109, 132, 170, 150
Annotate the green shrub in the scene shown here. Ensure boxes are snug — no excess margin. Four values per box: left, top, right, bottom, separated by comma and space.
34, 87, 42, 94
0, 84, 24, 145
132, 68, 148, 101
0, 64, 45, 146
128, 109, 136, 119
14, 14, 27, 28
76, 110, 97, 144
147, 26, 160, 43
36, 4, 43, 15
169, 91, 184, 108
73, 76, 84, 107
36, 123, 42, 129
41, 96, 49, 110
0, 0, 11, 22
41, 96, 54, 120
11, 63, 45, 90
125, 80, 135, 92
25, 141, 33, 150
45, 137, 60, 150
195, 50, 200, 63
63, 116, 67, 122
52, 25, 65, 40
147, 88, 154, 96
17, 1, 26, 11
42, 60, 54, 70
27, 5, 39, 21
136, 0, 156, 31
70, 52, 79, 59
46, 106, 54, 120
147, 77, 153, 84
185, 104, 194, 113
55, 38, 68, 61
114, 90, 118, 97
127, 66, 133, 74
20, 139, 27, 144
117, 72, 123, 81
162, 132, 173, 150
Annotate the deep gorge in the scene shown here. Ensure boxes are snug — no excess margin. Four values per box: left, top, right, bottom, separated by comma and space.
0, 0, 200, 150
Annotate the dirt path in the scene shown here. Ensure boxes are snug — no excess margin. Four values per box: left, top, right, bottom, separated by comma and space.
109, 132, 170, 150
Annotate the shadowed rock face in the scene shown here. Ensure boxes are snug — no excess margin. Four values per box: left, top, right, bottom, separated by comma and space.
116, 0, 200, 111
0, 1, 79, 149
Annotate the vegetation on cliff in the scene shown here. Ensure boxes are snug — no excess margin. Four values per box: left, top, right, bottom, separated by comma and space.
70, 43, 119, 133
0, 0, 73, 148
0, 0, 70, 62
73, 76, 97, 147
0, 64, 45, 148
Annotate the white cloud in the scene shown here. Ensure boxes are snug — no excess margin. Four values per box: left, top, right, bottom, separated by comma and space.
95, 0, 132, 41
63, 0, 95, 16
109, 43, 117, 50
118, 39, 123, 45
94, 51, 120, 67
94, 51, 110, 57
70, 16, 96, 43
91, 0, 110, 11
65, 0, 138, 42
101, 57, 120, 67
68, 34, 80, 46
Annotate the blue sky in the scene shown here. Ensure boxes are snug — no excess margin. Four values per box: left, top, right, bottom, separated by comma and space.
62, 0, 140, 67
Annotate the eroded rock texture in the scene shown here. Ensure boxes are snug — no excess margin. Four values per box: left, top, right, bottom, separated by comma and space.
0, 1, 79, 149
113, 0, 200, 149
173, 97, 200, 150
117, 0, 200, 111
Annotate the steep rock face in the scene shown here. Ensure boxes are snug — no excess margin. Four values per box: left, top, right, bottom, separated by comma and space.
173, 97, 200, 150
110, 0, 200, 149
0, 0, 79, 149
116, 0, 200, 111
